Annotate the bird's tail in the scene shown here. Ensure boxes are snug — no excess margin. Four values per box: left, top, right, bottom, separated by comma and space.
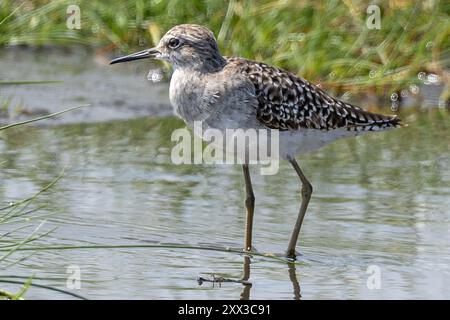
343, 107, 405, 132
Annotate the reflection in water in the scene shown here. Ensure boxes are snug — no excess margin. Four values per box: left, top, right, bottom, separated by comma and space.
240, 256, 252, 300
1, 109, 450, 299
287, 262, 301, 300
240, 256, 301, 300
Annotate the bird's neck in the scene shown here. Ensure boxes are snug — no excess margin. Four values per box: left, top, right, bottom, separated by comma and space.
202, 53, 227, 73
174, 53, 227, 73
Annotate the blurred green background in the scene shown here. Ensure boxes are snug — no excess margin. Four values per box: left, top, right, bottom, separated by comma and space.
1, 0, 449, 94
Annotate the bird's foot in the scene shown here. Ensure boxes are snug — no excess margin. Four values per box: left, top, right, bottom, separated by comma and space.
242, 246, 258, 255
285, 250, 301, 261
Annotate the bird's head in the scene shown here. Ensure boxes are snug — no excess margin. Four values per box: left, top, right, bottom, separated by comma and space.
110, 24, 225, 71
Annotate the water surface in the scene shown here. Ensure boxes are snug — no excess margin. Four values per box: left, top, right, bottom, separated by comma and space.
1, 110, 449, 299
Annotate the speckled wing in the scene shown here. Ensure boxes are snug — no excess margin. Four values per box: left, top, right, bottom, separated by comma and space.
227, 57, 402, 132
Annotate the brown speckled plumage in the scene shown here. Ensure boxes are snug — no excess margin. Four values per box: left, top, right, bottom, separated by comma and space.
227, 57, 401, 132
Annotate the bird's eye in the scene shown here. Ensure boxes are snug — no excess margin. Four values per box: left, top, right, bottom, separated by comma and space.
168, 38, 180, 49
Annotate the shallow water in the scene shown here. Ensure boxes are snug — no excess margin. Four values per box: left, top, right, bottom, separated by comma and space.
0, 47, 171, 125
1, 109, 449, 299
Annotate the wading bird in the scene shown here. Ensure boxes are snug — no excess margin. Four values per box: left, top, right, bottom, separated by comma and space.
111, 24, 402, 259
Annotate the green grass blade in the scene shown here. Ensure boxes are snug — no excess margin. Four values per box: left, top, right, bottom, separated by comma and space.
0, 243, 304, 266
12, 275, 33, 300
0, 279, 88, 300
0, 104, 90, 131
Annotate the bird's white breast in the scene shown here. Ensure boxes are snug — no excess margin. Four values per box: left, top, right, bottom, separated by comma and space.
169, 69, 207, 124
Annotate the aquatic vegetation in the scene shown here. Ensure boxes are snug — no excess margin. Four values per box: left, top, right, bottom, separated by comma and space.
0, 166, 62, 299
0, 104, 89, 130
0, 105, 88, 299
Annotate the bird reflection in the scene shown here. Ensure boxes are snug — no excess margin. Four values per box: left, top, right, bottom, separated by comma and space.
239, 256, 252, 300
239, 255, 301, 300
287, 261, 301, 300
198, 255, 301, 300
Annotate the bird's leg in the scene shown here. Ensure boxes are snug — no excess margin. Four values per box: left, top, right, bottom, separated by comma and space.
242, 164, 255, 252
286, 157, 313, 259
